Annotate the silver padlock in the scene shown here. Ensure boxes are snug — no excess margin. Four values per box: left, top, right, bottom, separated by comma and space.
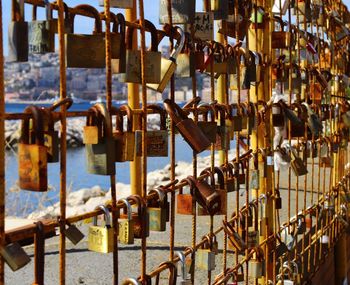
175, 251, 192, 285
147, 26, 185, 93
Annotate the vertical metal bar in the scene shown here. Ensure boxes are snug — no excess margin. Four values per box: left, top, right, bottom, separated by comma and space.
57, 1, 67, 284
0, 0, 4, 282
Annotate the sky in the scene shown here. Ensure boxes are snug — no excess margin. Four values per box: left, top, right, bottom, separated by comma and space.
2, 0, 350, 56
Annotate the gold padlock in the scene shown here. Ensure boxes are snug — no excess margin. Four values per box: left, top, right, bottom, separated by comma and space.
118, 198, 135, 245
88, 205, 114, 253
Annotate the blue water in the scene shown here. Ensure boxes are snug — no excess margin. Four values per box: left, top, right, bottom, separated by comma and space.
5, 102, 217, 216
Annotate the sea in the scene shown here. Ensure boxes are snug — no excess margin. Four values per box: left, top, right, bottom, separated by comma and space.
5, 102, 220, 216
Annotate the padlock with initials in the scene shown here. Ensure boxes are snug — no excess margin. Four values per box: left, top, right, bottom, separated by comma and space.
118, 198, 135, 245
18, 105, 48, 191
113, 105, 135, 162
85, 104, 115, 176
148, 26, 185, 92
8, 0, 28, 62
28, 2, 55, 54
120, 195, 150, 239
66, 5, 106, 68
121, 19, 161, 84
88, 205, 113, 253
135, 105, 168, 157
164, 99, 211, 153
147, 188, 168, 232
197, 237, 216, 271
159, 0, 195, 24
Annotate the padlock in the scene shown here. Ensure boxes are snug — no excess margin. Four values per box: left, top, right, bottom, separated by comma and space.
291, 147, 308, 177
226, 45, 237, 74
121, 195, 150, 239
163, 99, 211, 153
155, 261, 177, 285
293, 215, 306, 235
272, 102, 285, 127
159, 0, 195, 24
189, 175, 221, 216
272, 16, 292, 49
320, 139, 333, 168
235, 265, 245, 282
205, 42, 227, 75
66, 5, 105, 68
50, 1, 73, 34
197, 167, 227, 215
222, 220, 246, 253
111, 13, 127, 74
0, 242, 31, 272
28, 1, 55, 54
277, 263, 295, 285
228, 103, 243, 132
85, 104, 115, 176
194, 42, 205, 71
250, 153, 260, 190
175, 251, 192, 285
224, 163, 236, 193
147, 188, 168, 232
259, 194, 268, 237
118, 198, 135, 245
196, 103, 218, 144
218, 16, 250, 40
237, 161, 246, 185
42, 108, 59, 163
175, 34, 196, 78
147, 26, 185, 92
64, 223, 84, 245
246, 102, 257, 135
135, 105, 168, 157
122, 278, 141, 285
248, 247, 264, 278
18, 105, 48, 191
177, 178, 195, 215
197, 236, 216, 271
214, 104, 230, 151
275, 189, 282, 209
99, 0, 133, 8
247, 202, 259, 248
113, 105, 135, 162
121, 19, 161, 84
275, 237, 289, 258
8, 0, 28, 62
88, 205, 114, 253
83, 108, 99, 145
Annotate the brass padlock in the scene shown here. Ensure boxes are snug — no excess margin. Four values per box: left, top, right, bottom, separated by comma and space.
88, 205, 113, 253
0, 242, 31, 272
177, 178, 195, 215
121, 195, 150, 239
99, 0, 133, 8
135, 105, 168, 157
66, 5, 106, 68
83, 108, 99, 145
28, 1, 55, 54
64, 223, 84, 245
196, 103, 218, 144
85, 104, 115, 176
118, 198, 135, 245
121, 19, 161, 84
113, 105, 135, 162
147, 188, 168, 232
248, 247, 264, 278
214, 104, 231, 151
18, 105, 48, 191
159, 0, 195, 24
148, 26, 185, 92
175, 35, 196, 78
8, 0, 28, 62
205, 42, 227, 75
197, 236, 216, 271
224, 163, 236, 193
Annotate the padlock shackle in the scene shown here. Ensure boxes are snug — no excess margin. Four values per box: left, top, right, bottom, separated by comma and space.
180, 176, 196, 196
93, 205, 112, 227
72, 4, 102, 34
48, 98, 73, 112
116, 104, 133, 133
146, 104, 167, 130
12, 0, 25, 22
163, 99, 191, 124
183, 96, 201, 109
31, 0, 51, 21
119, 198, 133, 221
121, 278, 140, 285
147, 188, 166, 208
169, 26, 185, 61
174, 251, 187, 280
21, 105, 45, 145
93, 103, 113, 138
126, 19, 158, 51
52, 1, 70, 23
156, 261, 177, 284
